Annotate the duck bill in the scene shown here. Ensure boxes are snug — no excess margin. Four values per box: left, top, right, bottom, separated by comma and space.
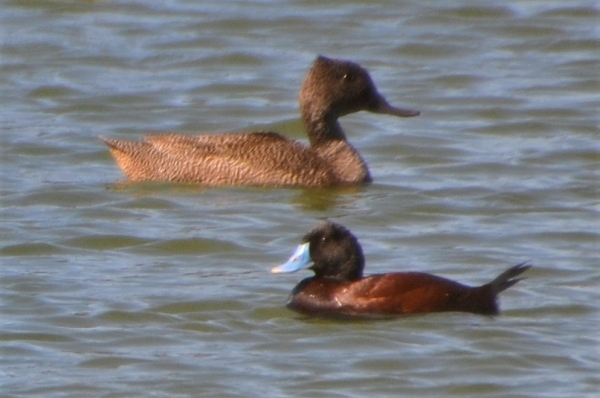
271, 242, 312, 273
372, 95, 420, 117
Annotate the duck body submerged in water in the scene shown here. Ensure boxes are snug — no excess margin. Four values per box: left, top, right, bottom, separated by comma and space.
101, 56, 419, 187
272, 222, 531, 318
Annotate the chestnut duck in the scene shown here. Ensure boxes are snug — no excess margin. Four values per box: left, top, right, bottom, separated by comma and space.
272, 222, 531, 318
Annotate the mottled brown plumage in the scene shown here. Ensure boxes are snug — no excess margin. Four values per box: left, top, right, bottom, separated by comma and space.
101, 56, 419, 187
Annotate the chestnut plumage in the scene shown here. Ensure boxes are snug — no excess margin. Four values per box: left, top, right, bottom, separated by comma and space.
272, 222, 531, 318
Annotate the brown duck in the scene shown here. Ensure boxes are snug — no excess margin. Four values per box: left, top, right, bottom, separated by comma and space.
101, 56, 420, 187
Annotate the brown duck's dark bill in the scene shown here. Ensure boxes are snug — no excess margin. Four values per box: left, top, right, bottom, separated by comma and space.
373, 96, 420, 117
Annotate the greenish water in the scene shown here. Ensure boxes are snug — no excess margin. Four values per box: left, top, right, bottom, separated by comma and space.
1, 1, 599, 397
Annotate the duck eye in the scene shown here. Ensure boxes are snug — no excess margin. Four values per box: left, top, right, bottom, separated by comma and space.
342, 73, 355, 82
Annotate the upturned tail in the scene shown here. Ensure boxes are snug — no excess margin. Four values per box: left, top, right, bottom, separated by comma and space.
489, 261, 532, 295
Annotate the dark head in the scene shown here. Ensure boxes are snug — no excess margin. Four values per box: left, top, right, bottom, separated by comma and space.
272, 221, 365, 281
299, 56, 420, 125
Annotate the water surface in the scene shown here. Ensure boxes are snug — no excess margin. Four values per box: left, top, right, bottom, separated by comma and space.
1, 1, 599, 397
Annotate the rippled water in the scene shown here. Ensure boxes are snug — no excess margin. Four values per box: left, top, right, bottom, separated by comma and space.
2, 0, 599, 397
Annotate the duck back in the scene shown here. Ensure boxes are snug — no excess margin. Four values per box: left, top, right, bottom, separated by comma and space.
283, 263, 530, 318
102, 132, 369, 187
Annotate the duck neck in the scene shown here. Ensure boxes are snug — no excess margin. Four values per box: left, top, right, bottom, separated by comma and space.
302, 111, 347, 147
302, 111, 371, 184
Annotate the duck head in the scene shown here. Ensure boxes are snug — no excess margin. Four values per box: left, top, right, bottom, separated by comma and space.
300, 56, 419, 118
272, 221, 365, 281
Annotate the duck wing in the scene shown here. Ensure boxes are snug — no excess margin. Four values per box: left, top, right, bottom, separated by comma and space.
337, 273, 478, 316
